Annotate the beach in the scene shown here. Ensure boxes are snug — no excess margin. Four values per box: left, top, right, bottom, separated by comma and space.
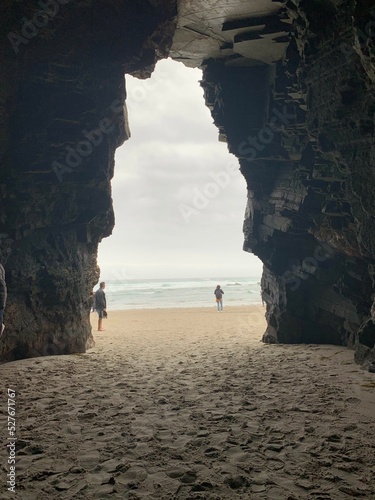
102, 276, 262, 310
1, 305, 375, 499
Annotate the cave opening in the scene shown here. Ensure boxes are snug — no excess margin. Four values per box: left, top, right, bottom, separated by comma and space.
1, 0, 374, 372
1, 2, 375, 496
96, 58, 263, 310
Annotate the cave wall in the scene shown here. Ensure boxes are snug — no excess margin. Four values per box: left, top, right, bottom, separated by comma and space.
250, 0, 375, 370
198, 0, 375, 370
0, 0, 177, 362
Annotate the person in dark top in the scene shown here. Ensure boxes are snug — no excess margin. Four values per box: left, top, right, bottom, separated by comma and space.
0, 264, 7, 336
94, 281, 107, 331
214, 284, 224, 311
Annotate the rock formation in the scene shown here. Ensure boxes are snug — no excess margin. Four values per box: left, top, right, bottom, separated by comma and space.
173, 0, 375, 370
1, 0, 375, 370
0, 0, 177, 361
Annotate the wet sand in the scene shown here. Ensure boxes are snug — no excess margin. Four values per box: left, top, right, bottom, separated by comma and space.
0, 305, 375, 499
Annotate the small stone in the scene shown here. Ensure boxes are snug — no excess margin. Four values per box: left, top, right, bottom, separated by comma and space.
296, 479, 314, 490
266, 443, 284, 452
166, 469, 185, 479
180, 471, 197, 484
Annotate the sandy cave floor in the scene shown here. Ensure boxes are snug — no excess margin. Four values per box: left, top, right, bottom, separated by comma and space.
0, 305, 375, 499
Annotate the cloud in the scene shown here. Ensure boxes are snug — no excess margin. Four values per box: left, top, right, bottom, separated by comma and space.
98, 58, 262, 279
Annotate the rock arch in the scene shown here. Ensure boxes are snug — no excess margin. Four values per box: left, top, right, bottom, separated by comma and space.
1, 0, 375, 370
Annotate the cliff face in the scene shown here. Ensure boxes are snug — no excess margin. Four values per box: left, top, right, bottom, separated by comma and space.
0, 0, 177, 361
190, 0, 375, 370
1, 0, 375, 369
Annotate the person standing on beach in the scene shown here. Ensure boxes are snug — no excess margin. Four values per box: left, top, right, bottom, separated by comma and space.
214, 285, 224, 311
94, 281, 107, 331
0, 264, 6, 336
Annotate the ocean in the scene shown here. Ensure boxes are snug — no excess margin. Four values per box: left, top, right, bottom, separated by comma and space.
101, 277, 262, 310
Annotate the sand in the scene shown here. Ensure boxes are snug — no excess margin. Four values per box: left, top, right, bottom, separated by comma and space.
0, 305, 375, 499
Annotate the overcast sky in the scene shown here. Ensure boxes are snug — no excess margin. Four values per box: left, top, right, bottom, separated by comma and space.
97, 58, 262, 280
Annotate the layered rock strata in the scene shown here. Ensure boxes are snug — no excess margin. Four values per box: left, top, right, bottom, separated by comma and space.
0, 0, 176, 362
196, 0, 375, 369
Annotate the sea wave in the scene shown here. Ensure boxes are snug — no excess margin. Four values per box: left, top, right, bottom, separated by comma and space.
105, 277, 259, 293
102, 276, 262, 310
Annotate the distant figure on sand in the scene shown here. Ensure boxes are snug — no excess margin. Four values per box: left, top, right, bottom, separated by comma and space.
0, 264, 6, 336
214, 285, 224, 311
94, 282, 107, 331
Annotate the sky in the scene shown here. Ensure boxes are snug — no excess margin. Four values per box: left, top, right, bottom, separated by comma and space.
97, 58, 263, 280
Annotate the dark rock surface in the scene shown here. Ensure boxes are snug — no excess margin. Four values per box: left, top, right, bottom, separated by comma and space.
0, 0, 177, 361
1, 0, 375, 369
196, 0, 375, 369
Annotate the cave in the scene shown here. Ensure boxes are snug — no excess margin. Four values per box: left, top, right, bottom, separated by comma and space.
1, 0, 375, 371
